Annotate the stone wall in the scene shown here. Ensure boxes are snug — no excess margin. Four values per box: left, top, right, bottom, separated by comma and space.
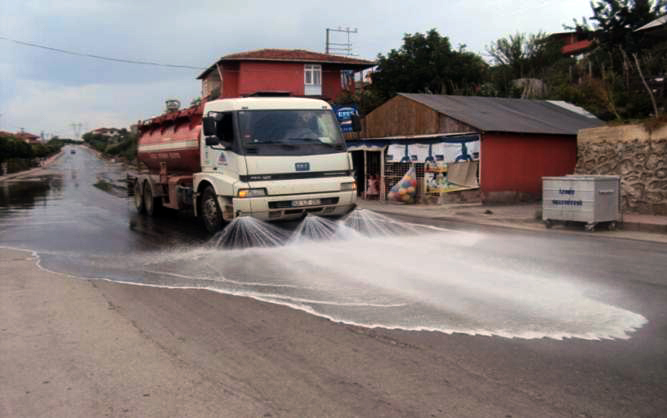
576, 124, 667, 215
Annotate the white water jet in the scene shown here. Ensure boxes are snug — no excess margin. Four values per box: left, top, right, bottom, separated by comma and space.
288, 214, 339, 243
342, 209, 431, 237
211, 216, 289, 248
36, 209, 647, 341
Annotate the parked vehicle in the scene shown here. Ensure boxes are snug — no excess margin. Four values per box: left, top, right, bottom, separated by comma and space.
130, 97, 359, 233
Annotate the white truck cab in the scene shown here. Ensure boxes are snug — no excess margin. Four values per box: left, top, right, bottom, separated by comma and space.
193, 97, 357, 232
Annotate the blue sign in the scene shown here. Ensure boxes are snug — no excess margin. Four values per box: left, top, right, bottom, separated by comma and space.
334, 105, 359, 133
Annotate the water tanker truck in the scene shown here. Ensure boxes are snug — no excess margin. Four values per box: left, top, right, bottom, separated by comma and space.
130, 97, 359, 233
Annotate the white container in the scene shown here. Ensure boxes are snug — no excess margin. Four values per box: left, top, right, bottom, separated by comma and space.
542, 175, 621, 231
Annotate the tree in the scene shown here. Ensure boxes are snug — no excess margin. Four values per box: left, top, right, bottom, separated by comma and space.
485, 32, 566, 97
569, 0, 666, 53
566, 0, 667, 118
369, 29, 487, 105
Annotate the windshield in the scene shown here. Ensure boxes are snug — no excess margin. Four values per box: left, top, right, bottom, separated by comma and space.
238, 110, 344, 147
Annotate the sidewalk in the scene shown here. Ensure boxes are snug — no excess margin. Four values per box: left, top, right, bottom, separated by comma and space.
0, 150, 64, 183
357, 199, 667, 240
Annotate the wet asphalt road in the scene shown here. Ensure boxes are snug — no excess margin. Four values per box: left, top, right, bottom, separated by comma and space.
2, 146, 667, 416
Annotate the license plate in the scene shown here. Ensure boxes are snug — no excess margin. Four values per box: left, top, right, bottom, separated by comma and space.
292, 199, 320, 207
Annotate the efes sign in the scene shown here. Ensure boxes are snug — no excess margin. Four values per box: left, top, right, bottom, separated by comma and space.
334, 105, 359, 133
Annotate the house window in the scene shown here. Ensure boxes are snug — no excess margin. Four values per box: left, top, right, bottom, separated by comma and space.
304, 64, 321, 85
304, 64, 322, 96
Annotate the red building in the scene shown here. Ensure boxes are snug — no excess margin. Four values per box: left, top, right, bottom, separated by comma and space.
13, 131, 41, 144
197, 49, 374, 101
546, 32, 597, 56
355, 94, 603, 202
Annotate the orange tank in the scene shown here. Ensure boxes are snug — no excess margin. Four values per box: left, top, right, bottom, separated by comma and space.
137, 103, 204, 174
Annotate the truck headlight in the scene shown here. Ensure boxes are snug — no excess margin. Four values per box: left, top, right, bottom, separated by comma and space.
238, 188, 267, 198
340, 182, 357, 191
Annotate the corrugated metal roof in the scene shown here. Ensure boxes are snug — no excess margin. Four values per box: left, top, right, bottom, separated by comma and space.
636, 15, 667, 31
399, 93, 603, 135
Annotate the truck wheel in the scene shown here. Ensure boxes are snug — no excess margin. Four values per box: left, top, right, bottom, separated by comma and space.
201, 186, 225, 234
143, 181, 161, 216
134, 180, 145, 214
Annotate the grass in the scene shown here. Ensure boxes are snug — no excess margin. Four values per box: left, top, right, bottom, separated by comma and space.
93, 179, 113, 193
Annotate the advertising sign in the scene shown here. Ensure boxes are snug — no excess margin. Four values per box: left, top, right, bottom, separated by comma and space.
334, 105, 359, 133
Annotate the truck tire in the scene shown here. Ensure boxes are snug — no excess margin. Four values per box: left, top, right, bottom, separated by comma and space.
143, 181, 161, 216
201, 186, 225, 234
134, 180, 145, 214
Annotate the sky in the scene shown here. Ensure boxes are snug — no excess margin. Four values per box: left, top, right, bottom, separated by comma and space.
0, 0, 594, 138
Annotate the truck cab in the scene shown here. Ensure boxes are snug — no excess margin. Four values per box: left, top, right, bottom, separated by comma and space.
193, 97, 357, 232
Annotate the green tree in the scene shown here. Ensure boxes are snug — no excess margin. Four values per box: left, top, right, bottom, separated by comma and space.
584, 0, 666, 53
485, 32, 566, 97
370, 29, 487, 104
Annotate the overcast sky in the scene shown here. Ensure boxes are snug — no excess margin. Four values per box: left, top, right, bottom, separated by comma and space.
0, 0, 593, 138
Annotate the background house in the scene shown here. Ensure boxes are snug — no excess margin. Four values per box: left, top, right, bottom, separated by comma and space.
14, 131, 41, 144
197, 49, 375, 100
350, 94, 603, 202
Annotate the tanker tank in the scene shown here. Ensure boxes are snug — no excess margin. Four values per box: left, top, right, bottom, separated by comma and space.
136, 103, 204, 174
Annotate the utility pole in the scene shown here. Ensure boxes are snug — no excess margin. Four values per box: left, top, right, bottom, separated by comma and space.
325, 27, 358, 56
70, 122, 83, 141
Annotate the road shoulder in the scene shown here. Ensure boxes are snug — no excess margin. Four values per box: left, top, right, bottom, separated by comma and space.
0, 248, 266, 417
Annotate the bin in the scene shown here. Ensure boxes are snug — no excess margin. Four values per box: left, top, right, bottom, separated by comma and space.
542, 175, 621, 232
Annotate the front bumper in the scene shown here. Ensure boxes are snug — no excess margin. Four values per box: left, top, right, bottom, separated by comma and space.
230, 190, 357, 221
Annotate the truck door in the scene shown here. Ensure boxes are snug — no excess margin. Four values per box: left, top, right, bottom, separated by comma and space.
202, 112, 245, 197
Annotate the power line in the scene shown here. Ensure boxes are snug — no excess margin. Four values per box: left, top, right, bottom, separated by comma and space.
0, 35, 206, 70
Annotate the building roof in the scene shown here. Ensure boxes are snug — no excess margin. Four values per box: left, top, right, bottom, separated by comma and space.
561, 39, 595, 55
15, 132, 40, 140
636, 15, 667, 31
635, 15, 667, 38
198, 49, 375, 79
399, 93, 603, 136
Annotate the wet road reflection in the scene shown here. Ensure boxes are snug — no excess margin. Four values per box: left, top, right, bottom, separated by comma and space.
0, 146, 660, 340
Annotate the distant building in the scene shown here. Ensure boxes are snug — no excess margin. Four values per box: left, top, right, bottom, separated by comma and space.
14, 131, 41, 144
197, 49, 375, 101
635, 15, 667, 39
91, 127, 122, 138
546, 32, 597, 56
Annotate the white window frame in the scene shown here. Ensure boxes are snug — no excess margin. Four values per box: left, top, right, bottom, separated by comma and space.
304, 64, 322, 86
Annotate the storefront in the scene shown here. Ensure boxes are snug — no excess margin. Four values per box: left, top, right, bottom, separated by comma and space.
347, 133, 480, 202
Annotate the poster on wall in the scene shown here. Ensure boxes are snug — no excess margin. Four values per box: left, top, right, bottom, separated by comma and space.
385, 140, 479, 164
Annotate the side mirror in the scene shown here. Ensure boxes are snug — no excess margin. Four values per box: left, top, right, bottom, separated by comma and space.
202, 116, 217, 136
350, 114, 362, 132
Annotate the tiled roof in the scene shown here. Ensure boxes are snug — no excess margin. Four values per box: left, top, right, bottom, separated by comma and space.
198, 49, 375, 78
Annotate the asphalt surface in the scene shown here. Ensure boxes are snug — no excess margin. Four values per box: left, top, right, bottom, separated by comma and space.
1, 146, 667, 417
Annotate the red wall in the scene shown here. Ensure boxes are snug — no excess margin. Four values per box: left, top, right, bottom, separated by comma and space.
219, 61, 347, 99
237, 61, 304, 96
480, 133, 577, 197
221, 62, 240, 98
322, 64, 343, 100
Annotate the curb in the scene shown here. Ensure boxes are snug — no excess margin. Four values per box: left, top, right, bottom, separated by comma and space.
369, 207, 667, 237
0, 150, 64, 183
620, 221, 667, 234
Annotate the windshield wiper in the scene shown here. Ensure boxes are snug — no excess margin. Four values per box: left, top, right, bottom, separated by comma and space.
287, 137, 334, 146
